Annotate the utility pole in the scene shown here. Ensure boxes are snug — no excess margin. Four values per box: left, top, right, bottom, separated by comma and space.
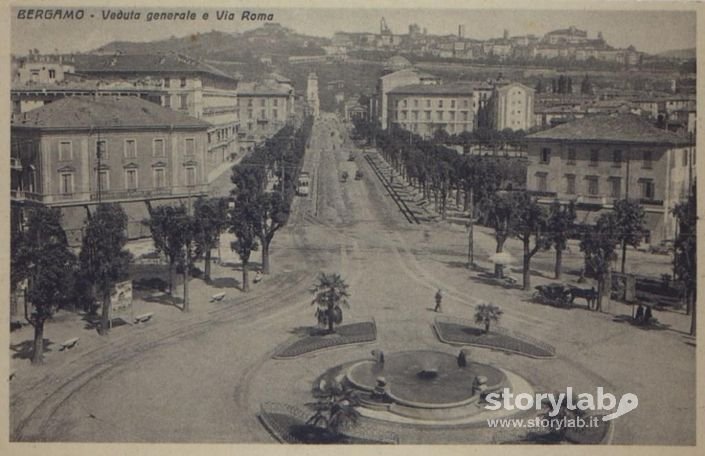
467, 186, 474, 268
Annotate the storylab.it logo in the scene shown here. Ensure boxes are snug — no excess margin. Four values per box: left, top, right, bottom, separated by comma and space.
485, 387, 639, 421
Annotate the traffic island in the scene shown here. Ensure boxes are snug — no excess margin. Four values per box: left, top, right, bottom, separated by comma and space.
434, 316, 556, 359
273, 321, 376, 359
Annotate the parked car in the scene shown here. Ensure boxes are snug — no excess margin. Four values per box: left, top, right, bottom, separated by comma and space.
355, 170, 364, 180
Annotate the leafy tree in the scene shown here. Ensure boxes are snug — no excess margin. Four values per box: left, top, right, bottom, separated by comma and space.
613, 199, 646, 273
174, 210, 197, 312
480, 192, 519, 278
79, 204, 132, 334
311, 273, 350, 334
474, 303, 503, 334
17, 207, 76, 363
253, 192, 290, 274
146, 205, 187, 297
546, 201, 576, 279
673, 186, 696, 335
514, 194, 549, 290
580, 213, 620, 312
229, 195, 260, 293
192, 197, 229, 282
580, 74, 594, 95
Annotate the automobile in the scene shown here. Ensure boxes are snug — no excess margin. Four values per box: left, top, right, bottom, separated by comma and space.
354, 170, 364, 180
297, 172, 311, 196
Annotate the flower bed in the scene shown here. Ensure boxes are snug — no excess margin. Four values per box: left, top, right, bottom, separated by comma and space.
273, 321, 376, 359
434, 318, 555, 359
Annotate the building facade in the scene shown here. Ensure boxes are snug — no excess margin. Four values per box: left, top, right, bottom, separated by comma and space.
526, 114, 694, 244
491, 82, 535, 131
386, 83, 475, 137
11, 96, 211, 241
376, 68, 441, 129
306, 73, 320, 118
236, 80, 295, 153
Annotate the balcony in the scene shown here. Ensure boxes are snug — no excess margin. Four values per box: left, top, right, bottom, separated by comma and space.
638, 198, 664, 206
11, 189, 42, 202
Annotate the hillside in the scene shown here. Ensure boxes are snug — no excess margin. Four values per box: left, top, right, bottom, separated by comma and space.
92, 25, 331, 62
656, 48, 696, 60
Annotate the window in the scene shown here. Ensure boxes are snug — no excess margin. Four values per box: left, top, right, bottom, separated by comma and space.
425, 111, 431, 120
641, 179, 655, 199
125, 169, 138, 190
643, 150, 652, 169
682, 150, 689, 166
179, 94, 188, 110
586, 176, 599, 196
273, 99, 278, 107
96, 140, 108, 160
59, 141, 72, 161
98, 170, 110, 191
60, 172, 74, 194
184, 138, 195, 156
451, 100, 456, 109
273, 109, 278, 119
248, 109, 253, 119
164, 77, 170, 88
589, 149, 599, 166
536, 172, 548, 192
612, 150, 622, 167
567, 148, 576, 165
414, 99, 419, 108
609, 177, 621, 198
426, 100, 431, 108
540, 147, 551, 164
438, 100, 443, 108
462, 111, 469, 121
463, 99, 469, 108
247, 99, 253, 107
565, 174, 576, 194
402, 99, 407, 108
180, 77, 187, 88
48, 69, 56, 79
154, 167, 166, 189
163, 95, 171, 108
437, 111, 444, 121
153, 139, 165, 157
260, 109, 266, 120
185, 166, 196, 186
412, 111, 419, 121
401, 111, 407, 121
124, 139, 137, 159
449, 111, 456, 121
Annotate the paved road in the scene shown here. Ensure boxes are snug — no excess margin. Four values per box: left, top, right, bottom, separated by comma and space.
11, 113, 696, 444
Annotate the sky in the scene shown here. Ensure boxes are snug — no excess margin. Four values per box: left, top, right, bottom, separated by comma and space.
10, 6, 697, 55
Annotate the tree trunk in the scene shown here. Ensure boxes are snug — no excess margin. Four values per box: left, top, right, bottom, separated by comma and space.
262, 239, 271, 274
327, 308, 335, 334
100, 287, 110, 336
555, 248, 563, 280
183, 261, 190, 312
604, 268, 612, 313
621, 240, 627, 273
494, 238, 505, 278
168, 261, 175, 296
31, 319, 45, 364
204, 249, 212, 283
484, 321, 490, 334
522, 238, 531, 291
242, 261, 249, 293
596, 278, 605, 312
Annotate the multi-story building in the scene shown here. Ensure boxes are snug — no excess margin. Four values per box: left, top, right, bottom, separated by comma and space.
376, 68, 441, 129
306, 73, 320, 119
236, 79, 295, 153
386, 83, 475, 137
74, 53, 239, 169
526, 114, 694, 244
11, 96, 211, 241
490, 82, 535, 131
13, 53, 76, 85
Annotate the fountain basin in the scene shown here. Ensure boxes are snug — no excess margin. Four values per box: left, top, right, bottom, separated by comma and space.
346, 350, 506, 409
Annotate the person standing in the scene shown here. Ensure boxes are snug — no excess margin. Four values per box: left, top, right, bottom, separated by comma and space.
434, 289, 443, 312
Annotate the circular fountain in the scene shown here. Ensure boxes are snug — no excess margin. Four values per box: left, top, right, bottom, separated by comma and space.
345, 350, 508, 419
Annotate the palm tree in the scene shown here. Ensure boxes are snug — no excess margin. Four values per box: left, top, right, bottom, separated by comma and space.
305, 380, 360, 436
474, 303, 503, 334
311, 273, 350, 334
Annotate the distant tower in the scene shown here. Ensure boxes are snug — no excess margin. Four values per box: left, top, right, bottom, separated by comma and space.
458, 25, 466, 39
597, 31, 604, 41
503, 29, 509, 40
306, 73, 320, 118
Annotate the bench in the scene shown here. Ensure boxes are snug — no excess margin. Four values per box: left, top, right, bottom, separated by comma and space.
59, 337, 80, 351
134, 312, 154, 324
210, 292, 226, 302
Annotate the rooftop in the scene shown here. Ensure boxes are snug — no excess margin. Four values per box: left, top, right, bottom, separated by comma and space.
74, 53, 237, 82
237, 81, 291, 96
12, 96, 210, 130
527, 114, 691, 146
388, 82, 475, 96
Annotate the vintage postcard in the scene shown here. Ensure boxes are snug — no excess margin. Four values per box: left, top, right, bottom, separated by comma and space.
3, 0, 702, 454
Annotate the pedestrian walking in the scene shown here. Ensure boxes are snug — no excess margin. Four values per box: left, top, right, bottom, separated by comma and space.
434, 289, 443, 312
